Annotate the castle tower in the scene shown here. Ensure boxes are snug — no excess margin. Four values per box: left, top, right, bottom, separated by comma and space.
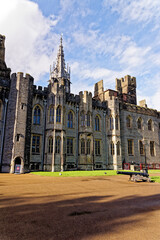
0, 35, 11, 172
2, 73, 33, 173
116, 75, 137, 105
50, 36, 71, 93
0, 35, 5, 62
0, 35, 11, 80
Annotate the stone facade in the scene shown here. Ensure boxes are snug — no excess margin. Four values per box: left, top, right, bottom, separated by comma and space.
0, 34, 160, 173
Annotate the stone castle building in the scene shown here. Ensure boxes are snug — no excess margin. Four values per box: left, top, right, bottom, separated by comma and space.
0, 34, 160, 173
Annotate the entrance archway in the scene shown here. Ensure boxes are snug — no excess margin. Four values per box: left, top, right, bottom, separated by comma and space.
14, 157, 22, 173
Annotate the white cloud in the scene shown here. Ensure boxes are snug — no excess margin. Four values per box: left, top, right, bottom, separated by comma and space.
72, 30, 156, 74
59, 0, 92, 19
0, 0, 59, 82
71, 61, 127, 94
138, 88, 160, 111
60, 0, 75, 13
1, 0, 160, 112
103, 0, 160, 24
137, 72, 160, 111
72, 29, 132, 58
120, 45, 151, 71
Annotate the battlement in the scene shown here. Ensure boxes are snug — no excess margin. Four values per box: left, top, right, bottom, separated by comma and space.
0, 35, 5, 48
116, 75, 136, 93
33, 84, 48, 92
116, 75, 137, 105
92, 98, 107, 110
0, 35, 5, 63
14, 72, 34, 83
94, 80, 104, 97
122, 102, 159, 117
33, 85, 48, 97
104, 89, 118, 101
66, 92, 80, 103
79, 91, 92, 98
0, 35, 11, 80
139, 99, 147, 108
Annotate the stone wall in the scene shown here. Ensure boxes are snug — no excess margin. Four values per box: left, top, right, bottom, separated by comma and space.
120, 103, 160, 165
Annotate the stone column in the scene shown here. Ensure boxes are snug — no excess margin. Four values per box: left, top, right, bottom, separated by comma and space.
20, 158, 24, 174
52, 129, 55, 172
114, 141, 118, 170
76, 105, 79, 169
61, 131, 64, 171
10, 159, 14, 174
103, 111, 107, 166
42, 99, 47, 170
0, 98, 8, 170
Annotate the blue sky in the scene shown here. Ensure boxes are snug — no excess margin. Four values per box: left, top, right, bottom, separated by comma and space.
0, 0, 160, 110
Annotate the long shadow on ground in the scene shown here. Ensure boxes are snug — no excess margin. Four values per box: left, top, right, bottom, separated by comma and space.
1, 193, 160, 240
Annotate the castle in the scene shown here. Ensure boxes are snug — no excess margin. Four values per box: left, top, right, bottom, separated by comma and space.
0, 34, 160, 173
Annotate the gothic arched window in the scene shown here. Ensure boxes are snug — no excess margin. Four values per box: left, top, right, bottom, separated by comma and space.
117, 141, 120, 155
33, 105, 41, 125
87, 139, 91, 155
148, 119, 152, 131
111, 142, 114, 155
32, 135, 40, 153
68, 111, 73, 128
48, 136, 53, 153
110, 116, 114, 130
67, 138, 73, 155
139, 141, 144, 155
87, 112, 91, 127
115, 115, 119, 130
126, 115, 132, 128
95, 115, 100, 131
81, 112, 85, 126
95, 140, 100, 155
55, 136, 61, 154
150, 141, 155, 156
137, 118, 142, 129
49, 105, 54, 123
81, 139, 85, 154
56, 106, 61, 123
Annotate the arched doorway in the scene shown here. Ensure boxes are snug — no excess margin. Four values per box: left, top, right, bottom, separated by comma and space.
14, 157, 21, 174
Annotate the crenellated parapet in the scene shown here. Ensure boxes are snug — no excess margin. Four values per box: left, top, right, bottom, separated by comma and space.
94, 80, 104, 97
104, 89, 118, 101
116, 75, 137, 105
33, 85, 48, 98
116, 75, 136, 92
121, 102, 160, 117
79, 91, 93, 113
66, 92, 80, 104
92, 98, 107, 110
0, 34, 11, 81
0, 35, 5, 62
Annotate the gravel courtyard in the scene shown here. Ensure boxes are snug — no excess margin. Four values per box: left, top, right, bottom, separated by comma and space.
0, 173, 160, 240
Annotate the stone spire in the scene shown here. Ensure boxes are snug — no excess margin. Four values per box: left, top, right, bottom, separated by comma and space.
56, 35, 65, 78
50, 35, 70, 80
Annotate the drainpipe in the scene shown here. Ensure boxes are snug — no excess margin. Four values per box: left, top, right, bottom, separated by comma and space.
92, 137, 95, 170
76, 105, 79, 169
42, 99, 47, 171
103, 111, 107, 168
0, 98, 8, 172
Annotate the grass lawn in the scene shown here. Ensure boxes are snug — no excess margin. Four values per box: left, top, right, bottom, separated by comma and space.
148, 170, 160, 182
150, 176, 160, 183
148, 169, 160, 174
31, 170, 117, 177
31, 169, 160, 183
